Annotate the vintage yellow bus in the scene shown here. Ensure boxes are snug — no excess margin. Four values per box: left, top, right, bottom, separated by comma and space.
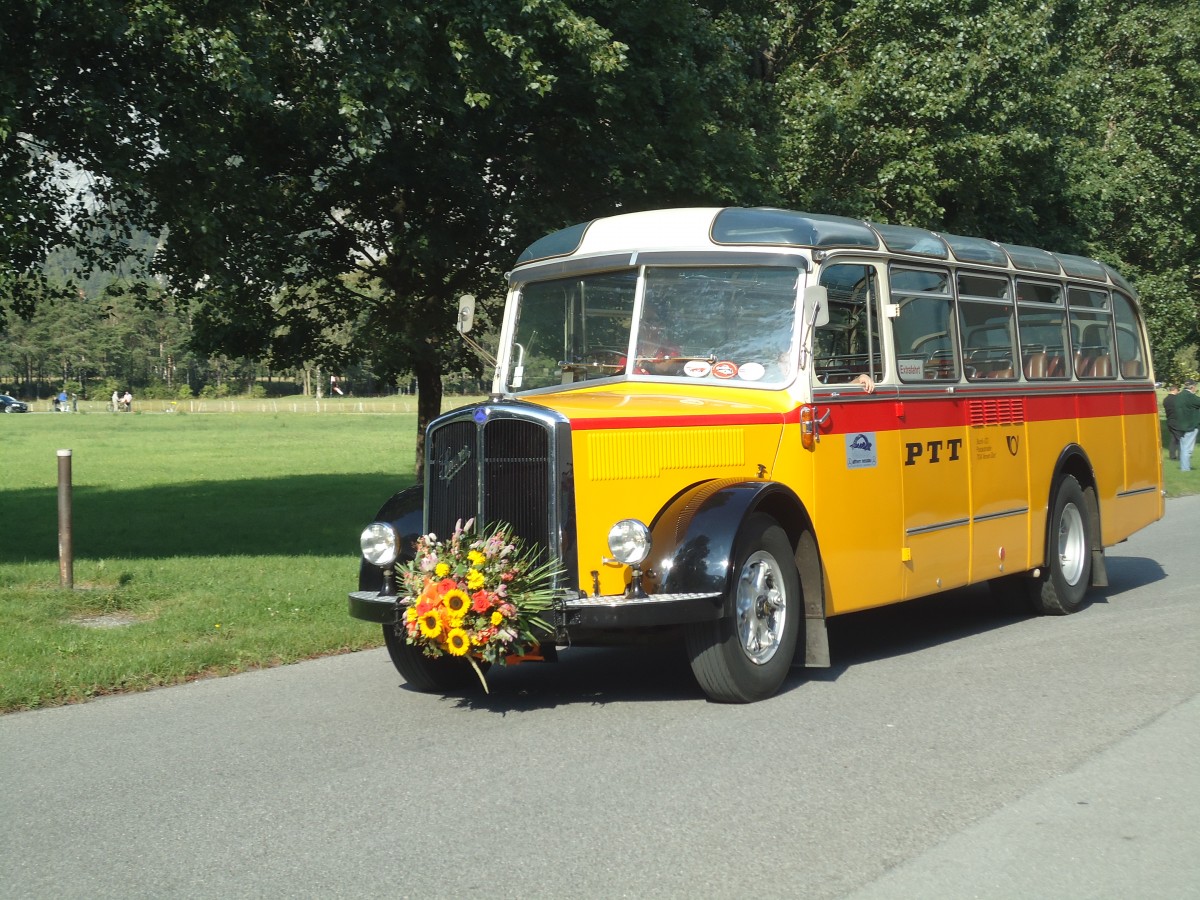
350, 207, 1164, 702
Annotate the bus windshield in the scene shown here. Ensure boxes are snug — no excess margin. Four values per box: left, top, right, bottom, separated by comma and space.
504, 266, 801, 392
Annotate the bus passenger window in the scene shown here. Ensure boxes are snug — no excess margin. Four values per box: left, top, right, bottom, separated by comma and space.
958, 272, 1015, 381
815, 264, 882, 386
890, 266, 958, 382
1068, 287, 1115, 380
1112, 291, 1148, 379
1016, 280, 1069, 380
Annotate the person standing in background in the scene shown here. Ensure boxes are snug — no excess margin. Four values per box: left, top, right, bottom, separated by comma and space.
1175, 381, 1200, 472
1163, 384, 1182, 461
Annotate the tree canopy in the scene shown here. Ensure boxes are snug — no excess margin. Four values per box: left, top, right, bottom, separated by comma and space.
2, 0, 777, 467
767, 0, 1200, 374
3, 0, 1199, 449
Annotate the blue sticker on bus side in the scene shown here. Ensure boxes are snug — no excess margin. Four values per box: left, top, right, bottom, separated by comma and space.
846, 432, 878, 469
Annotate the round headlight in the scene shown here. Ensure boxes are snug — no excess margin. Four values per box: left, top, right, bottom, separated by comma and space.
360, 522, 399, 568
607, 519, 652, 566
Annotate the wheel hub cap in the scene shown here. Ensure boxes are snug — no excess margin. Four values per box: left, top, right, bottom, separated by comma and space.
736, 551, 786, 665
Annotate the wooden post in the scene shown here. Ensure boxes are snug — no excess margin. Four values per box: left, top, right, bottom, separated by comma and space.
57, 449, 74, 590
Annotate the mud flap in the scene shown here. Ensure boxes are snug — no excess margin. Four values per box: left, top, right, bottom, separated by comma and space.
796, 529, 830, 668
1091, 547, 1108, 588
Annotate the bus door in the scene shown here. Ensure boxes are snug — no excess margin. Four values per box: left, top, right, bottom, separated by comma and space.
958, 271, 1031, 581
810, 261, 904, 614
889, 265, 971, 600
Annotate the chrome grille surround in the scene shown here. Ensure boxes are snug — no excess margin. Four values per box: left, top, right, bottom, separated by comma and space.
423, 402, 576, 589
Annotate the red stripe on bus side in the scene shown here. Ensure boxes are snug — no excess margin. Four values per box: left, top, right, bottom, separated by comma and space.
823, 388, 1158, 434
566, 387, 1157, 433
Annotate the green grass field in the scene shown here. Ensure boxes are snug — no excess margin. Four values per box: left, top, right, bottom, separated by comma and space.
0, 404, 437, 711
1, 396, 1192, 712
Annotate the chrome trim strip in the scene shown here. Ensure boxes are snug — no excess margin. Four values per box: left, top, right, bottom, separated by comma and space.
905, 517, 971, 536
563, 591, 722, 608
973, 507, 1029, 523
1116, 486, 1159, 498
362, 591, 721, 610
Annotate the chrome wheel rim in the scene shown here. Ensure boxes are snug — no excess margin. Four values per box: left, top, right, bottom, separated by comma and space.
1057, 502, 1086, 586
735, 550, 787, 665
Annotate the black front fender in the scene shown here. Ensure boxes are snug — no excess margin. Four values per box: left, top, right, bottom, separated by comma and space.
357, 484, 424, 593
643, 479, 804, 612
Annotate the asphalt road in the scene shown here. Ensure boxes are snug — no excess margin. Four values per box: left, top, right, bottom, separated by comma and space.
3, 497, 1199, 899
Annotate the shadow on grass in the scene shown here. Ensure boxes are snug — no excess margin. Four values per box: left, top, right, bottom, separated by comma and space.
0, 474, 415, 562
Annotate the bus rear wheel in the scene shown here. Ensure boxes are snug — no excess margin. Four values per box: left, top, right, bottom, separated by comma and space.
684, 514, 801, 703
382, 623, 484, 692
1032, 475, 1093, 615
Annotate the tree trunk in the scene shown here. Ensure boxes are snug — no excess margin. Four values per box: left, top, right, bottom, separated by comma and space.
413, 357, 443, 480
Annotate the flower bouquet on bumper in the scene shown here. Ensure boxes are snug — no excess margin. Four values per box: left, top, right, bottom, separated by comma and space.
399, 519, 558, 692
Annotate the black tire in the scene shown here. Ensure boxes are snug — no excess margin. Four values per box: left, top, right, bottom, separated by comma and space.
1032, 475, 1093, 615
684, 514, 801, 703
381, 623, 484, 692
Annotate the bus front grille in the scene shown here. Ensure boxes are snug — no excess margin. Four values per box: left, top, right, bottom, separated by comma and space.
425, 408, 563, 564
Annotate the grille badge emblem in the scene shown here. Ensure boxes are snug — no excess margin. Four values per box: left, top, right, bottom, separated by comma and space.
439, 446, 472, 483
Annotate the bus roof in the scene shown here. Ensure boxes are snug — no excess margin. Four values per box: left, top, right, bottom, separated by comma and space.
514, 207, 1135, 295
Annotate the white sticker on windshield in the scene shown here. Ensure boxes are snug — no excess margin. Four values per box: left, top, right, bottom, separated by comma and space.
738, 362, 765, 381
684, 359, 711, 378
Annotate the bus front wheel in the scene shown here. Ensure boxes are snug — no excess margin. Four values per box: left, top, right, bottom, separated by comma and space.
1033, 475, 1093, 615
382, 623, 484, 692
684, 514, 801, 703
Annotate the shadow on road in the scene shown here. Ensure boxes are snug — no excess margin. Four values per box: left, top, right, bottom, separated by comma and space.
418, 552, 1168, 711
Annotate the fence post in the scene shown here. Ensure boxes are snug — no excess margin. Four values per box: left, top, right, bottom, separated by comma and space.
57, 449, 74, 590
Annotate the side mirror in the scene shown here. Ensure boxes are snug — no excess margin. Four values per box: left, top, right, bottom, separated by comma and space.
457, 294, 476, 334
803, 285, 830, 328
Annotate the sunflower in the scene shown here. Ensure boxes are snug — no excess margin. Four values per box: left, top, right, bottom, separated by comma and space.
445, 627, 470, 656
443, 589, 470, 621
418, 611, 442, 638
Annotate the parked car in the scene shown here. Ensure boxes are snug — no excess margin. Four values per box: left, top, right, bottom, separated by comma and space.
1, 394, 30, 413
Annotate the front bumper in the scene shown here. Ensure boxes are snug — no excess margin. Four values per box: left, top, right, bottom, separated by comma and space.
348, 590, 402, 624
348, 589, 724, 629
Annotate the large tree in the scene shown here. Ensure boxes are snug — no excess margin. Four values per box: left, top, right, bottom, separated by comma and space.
1058, 0, 1200, 380
770, 0, 1082, 242
2, 0, 775, 469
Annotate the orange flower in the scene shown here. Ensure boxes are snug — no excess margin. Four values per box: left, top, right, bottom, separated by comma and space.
471, 590, 493, 613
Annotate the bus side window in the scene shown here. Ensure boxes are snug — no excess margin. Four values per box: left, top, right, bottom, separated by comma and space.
1112, 291, 1148, 379
1068, 286, 1116, 380
958, 272, 1015, 381
890, 266, 958, 382
1016, 279, 1070, 380
815, 264, 882, 385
